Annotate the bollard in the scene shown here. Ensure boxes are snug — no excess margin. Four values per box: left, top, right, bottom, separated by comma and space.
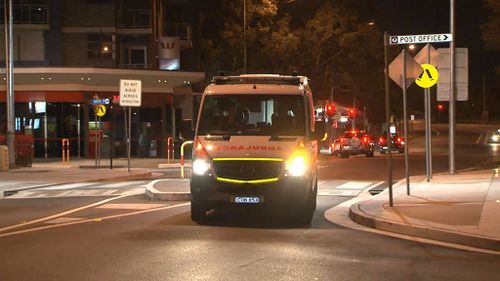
62, 138, 70, 165
180, 140, 193, 178
166, 137, 174, 164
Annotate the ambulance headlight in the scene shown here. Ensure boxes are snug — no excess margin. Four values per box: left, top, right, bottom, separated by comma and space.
192, 158, 210, 175
286, 155, 306, 177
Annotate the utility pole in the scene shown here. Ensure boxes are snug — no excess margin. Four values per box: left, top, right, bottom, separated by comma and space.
5, 0, 15, 167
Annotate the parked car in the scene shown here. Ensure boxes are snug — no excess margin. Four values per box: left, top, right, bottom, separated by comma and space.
378, 134, 405, 154
332, 130, 375, 158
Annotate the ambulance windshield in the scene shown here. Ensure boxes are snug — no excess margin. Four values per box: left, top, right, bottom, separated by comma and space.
197, 94, 305, 136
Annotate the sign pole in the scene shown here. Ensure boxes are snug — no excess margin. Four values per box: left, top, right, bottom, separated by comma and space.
384, 32, 394, 207
110, 105, 114, 169
94, 109, 98, 167
98, 116, 101, 167
402, 49, 410, 195
426, 45, 433, 181
449, 0, 456, 174
128, 106, 131, 173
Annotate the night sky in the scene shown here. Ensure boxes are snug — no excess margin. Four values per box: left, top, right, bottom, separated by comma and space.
362, 0, 497, 118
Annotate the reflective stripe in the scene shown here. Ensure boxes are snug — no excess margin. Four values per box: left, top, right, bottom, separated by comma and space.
216, 177, 279, 184
213, 158, 283, 162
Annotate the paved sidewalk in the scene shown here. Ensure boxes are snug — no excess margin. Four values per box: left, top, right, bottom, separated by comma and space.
349, 170, 500, 252
0, 158, 181, 196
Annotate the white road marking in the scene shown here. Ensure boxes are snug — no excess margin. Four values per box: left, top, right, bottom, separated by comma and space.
45, 217, 85, 224
96, 203, 166, 210
0, 203, 190, 238
102, 189, 118, 195
335, 181, 373, 190
40, 182, 97, 190
94, 181, 145, 188
318, 180, 327, 186
0, 194, 132, 234
476, 134, 482, 144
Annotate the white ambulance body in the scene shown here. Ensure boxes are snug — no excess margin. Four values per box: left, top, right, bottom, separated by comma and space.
190, 74, 318, 223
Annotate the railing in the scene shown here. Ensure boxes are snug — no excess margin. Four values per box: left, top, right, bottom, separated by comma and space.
0, 4, 49, 24
164, 23, 191, 40
117, 9, 151, 28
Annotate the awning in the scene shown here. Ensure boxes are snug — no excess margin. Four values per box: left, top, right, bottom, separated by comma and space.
0, 67, 205, 94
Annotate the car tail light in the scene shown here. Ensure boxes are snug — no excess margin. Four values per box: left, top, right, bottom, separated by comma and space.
363, 136, 369, 143
379, 137, 385, 144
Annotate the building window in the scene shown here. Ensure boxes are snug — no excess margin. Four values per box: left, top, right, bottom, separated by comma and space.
87, 34, 112, 59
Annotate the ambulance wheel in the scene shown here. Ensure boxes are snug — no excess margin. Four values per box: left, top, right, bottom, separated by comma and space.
191, 202, 207, 222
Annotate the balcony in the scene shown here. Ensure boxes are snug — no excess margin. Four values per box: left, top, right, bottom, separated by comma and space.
0, 4, 49, 25
117, 9, 151, 29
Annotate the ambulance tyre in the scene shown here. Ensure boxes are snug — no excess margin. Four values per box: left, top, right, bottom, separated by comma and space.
191, 202, 207, 222
295, 182, 317, 225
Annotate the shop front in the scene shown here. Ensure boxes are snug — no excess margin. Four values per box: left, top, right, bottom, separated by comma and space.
0, 67, 204, 159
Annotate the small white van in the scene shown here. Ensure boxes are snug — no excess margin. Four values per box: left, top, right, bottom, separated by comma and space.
190, 74, 318, 224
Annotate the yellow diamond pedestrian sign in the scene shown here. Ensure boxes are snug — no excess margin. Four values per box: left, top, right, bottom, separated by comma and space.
95, 105, 106, 117
415, 64, 439, 89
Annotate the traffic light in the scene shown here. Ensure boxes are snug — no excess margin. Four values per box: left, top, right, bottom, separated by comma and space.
437, 104, 445, 111
348, 108, 357, 119
325, 103, 335, 117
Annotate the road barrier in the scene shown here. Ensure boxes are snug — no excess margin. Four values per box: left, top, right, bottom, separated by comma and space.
180, 140, 193, 178
62, 138, 70, 165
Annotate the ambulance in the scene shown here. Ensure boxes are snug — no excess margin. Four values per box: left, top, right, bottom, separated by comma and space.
190, 74, 318, 224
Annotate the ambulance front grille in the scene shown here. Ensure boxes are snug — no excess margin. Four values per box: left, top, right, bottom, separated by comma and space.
212, 159, 283, 181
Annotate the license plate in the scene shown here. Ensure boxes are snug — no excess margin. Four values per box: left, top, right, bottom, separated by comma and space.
232, 196, 262, 204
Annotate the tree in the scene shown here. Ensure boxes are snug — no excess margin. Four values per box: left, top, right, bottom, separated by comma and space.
481, 0, 500, 51
196, 0, 385, 121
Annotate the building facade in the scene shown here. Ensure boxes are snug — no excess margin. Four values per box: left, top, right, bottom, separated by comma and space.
1, 0, 204, 160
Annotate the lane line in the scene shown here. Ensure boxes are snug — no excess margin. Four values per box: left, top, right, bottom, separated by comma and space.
0, 194, 133, 234
0, 203, 190, 238
96, 203, 167, 210
476, 134, 482, 145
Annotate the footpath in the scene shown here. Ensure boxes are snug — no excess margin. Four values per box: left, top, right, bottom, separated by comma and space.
1, 157, 499, 253
348, 170, 500, 252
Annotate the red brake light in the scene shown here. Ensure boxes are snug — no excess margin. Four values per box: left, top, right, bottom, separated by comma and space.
379, 137, 385, 143
363, 137, 369, 143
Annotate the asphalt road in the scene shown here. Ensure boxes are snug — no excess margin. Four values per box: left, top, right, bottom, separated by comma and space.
0, 123, 499, 281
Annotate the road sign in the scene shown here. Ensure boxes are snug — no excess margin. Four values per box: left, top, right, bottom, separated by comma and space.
119, 79, 142, 107
389, 33, 453, 45
90, 98, 110, 105
388, 52, 422, 89
95, 105, 106, 117
437, 48, 468, 101
414, 44, 439, 66
415, 64, 439, 89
